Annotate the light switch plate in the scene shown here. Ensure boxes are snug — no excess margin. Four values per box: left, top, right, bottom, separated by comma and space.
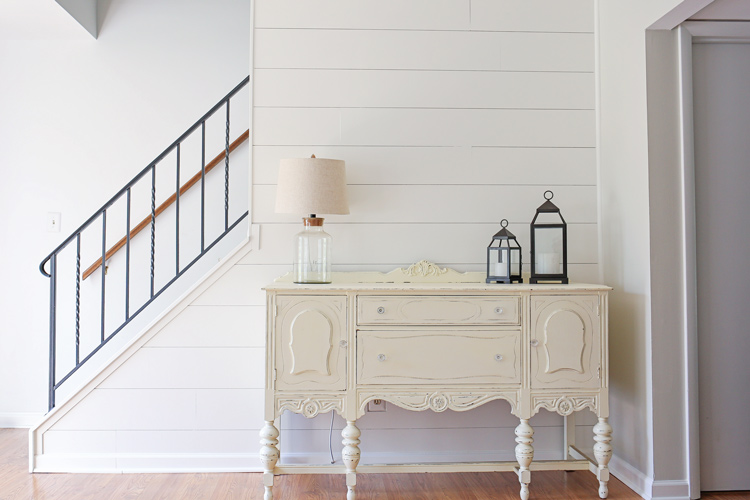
47, 212, 61, 233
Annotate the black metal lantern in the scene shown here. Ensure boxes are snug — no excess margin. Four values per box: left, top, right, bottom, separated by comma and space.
486, 219, 523, 284
530, 190, 568, 284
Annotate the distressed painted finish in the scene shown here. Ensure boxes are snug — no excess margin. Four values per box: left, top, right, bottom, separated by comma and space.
262, 263, 611, 499
274, 296, 347, 391
357, 295, 520, 325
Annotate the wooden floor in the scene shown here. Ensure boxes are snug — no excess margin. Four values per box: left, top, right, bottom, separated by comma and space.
2, 430, 747, 500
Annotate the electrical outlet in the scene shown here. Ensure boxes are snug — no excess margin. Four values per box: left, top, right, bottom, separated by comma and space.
47, 212, 61, 233
367, 399, 387, 412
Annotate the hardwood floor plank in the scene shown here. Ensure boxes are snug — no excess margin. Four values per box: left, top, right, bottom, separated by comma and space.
5, 430, 748, 499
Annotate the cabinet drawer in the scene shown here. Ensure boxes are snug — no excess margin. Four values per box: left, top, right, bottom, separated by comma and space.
357, 296, 519, 326
357, 330, 520, 385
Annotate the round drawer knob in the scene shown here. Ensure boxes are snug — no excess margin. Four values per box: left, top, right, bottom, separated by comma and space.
530, 339, 539, 347
377, 307, 385, 314
494, 307, 504, 314
495, 354, 503, 361
377, 354, 387, 362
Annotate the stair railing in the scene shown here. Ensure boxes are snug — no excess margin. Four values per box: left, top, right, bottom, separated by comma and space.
39, 76, 250, 411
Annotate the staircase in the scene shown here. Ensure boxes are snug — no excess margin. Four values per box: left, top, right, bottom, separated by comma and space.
38, 76, 251, 412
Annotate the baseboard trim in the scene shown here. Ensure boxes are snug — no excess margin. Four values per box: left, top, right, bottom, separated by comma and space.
0, 413, 45, 428
608, 454, 690, 500
33, 453, 263, 473
609, 453, 653, 499
651, 479, 690, 500
32, 450, 570, 474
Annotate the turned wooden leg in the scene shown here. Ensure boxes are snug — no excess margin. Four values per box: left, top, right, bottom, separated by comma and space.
515, 419, 534, 500
342, 421, 361, 500
259, 421, 280, 500
593, 418, 613, 499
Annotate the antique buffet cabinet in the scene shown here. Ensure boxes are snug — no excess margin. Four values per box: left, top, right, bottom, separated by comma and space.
260, 262, 612, 500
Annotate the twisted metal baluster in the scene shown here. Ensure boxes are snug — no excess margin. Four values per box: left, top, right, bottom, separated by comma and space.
75, 234, 81, 366
175, 144, 181, 275
100, 211, 106, 342
200, 121, 206, 252
125, 188, 131, 320
224, 100, 230, 231
150, 165, 156, 298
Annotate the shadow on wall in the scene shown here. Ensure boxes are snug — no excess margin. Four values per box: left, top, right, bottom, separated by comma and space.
608, 289, 650, 469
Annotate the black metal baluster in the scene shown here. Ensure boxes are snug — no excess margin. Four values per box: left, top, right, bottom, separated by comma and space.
175, 144, 181, 275
125, 187, 131, 320
75, 234, 81, 366
100, 211, 106, 343
201, 121, 206, 252
225, 100, 230, 231
48, 253, 57, 411
39, 76, 250, 411
150, 165, 156, 298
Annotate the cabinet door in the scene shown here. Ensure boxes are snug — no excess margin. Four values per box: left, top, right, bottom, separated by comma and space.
275, 296, 347, 391
530, 295, 600, 389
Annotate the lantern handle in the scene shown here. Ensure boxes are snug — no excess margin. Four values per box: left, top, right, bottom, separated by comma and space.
501, 219, 509, 228
544, 190, 554, 201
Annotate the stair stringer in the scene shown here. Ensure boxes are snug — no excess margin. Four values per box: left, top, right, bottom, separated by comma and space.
29, 228, 260, 473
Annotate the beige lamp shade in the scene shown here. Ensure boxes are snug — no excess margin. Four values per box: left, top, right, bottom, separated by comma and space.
275, 157, 350, 215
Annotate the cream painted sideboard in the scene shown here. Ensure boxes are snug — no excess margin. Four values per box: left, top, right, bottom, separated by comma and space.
260, 262, 612, 500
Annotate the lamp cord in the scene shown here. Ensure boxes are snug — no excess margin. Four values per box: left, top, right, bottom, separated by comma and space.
329, 411, 335, 464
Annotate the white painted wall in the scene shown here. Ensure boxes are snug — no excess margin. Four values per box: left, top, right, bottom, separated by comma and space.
597, 1, 699, 498
31, 0, 605, 471
17, 0, 748, 495
8, 0, 721, 491
249, 0, 600, 466
0, 0, 250, 424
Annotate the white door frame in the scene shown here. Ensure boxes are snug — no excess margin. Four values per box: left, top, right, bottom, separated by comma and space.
676, 20, 750, 500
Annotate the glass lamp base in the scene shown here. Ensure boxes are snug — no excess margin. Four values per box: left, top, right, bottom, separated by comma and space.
293, 217, 332, 284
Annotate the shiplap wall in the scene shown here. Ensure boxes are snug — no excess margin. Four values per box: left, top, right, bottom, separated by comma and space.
37, 0, 599, 471
246, 0, 599, 465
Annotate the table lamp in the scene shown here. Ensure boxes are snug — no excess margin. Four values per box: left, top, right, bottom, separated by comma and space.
275, 155, 349, 284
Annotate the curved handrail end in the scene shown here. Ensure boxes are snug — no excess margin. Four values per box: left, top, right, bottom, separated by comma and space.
39, 259, 51, 278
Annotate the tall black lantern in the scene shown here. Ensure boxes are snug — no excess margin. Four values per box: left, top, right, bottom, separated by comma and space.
530, 190, 568, 284
486, 219, 523, 284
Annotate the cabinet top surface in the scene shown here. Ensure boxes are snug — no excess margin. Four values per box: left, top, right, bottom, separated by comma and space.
264, 262, 611, 293
264, 280, 610, 292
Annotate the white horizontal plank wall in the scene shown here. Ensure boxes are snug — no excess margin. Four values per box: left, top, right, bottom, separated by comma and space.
38, 297, 268, 472
36, 0, 597, 472
249, 0, 598, 465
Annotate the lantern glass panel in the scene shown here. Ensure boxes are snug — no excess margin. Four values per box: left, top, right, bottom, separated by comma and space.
510, 248, 521, 276
534, 211, 563, 224
534, 227, 563, 275
489, 247, 509, 278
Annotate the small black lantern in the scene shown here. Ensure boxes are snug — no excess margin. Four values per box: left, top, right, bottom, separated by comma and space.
530, 190, 568, 284
486, 219, 523, 284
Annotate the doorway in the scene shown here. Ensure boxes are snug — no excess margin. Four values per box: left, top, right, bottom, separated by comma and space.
692, 40, 750, 492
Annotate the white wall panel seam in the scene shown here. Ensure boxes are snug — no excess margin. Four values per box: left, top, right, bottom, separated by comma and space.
252, 183, 597, 187
254, 68, 595, 74
256, 107, 595, 111
253, 145, 596, 147
255, 28, 594, 35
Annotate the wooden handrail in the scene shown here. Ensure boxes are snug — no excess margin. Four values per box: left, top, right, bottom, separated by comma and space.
82, 129, 250, 280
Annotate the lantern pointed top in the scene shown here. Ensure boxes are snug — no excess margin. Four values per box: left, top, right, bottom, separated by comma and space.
536, 190, 560, 213
493, 219, 517, 240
